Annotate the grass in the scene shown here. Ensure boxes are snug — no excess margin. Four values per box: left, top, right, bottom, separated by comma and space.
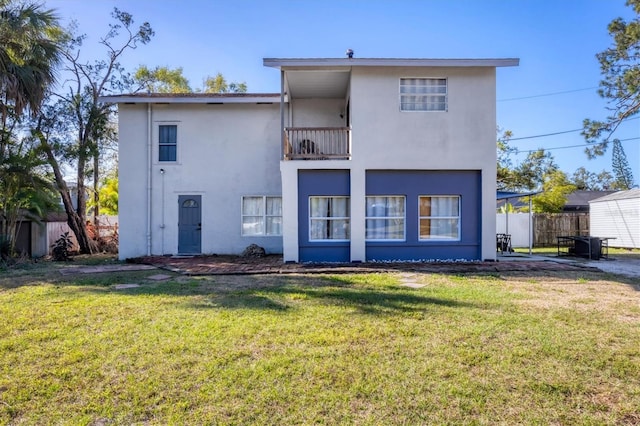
514, 246, 640, 259
1, 259, 639, 424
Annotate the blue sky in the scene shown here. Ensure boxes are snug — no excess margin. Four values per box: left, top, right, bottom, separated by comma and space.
46, 0, 639, 184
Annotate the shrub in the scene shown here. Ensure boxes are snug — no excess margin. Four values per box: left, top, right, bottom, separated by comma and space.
51, 232, 73, 261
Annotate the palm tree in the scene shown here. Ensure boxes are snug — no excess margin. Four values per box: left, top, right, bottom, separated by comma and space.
0, 142, 59, 257
0, 1, 62, 258
0, 1, 62, 119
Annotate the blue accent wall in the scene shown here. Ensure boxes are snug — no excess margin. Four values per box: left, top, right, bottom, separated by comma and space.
366, 170, 481, 261
298, 170, 351, 262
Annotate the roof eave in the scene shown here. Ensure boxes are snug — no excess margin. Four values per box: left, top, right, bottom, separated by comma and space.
264, 58, 520, 69
98, 94, 283, 104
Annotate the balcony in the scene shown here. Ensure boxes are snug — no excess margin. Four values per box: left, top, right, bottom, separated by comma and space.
284, 127, 350, 160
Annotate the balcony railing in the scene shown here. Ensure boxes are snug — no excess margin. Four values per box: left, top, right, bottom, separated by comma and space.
284, 127, 351, 160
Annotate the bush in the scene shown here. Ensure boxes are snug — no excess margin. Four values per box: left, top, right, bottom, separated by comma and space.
0, 235, 11, 261
51, 232, 73, 261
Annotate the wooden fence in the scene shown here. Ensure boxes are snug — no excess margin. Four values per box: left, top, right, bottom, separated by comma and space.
533, 213, 590, 247
46, 215, 118, 255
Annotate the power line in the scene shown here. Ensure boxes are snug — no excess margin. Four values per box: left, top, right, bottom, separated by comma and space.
509, 128, 582, 141
498, 87, 598, 102
515, 137, 640, 154
508, 116, 640, 142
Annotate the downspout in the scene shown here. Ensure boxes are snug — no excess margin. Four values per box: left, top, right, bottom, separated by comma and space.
529, 195, 533, 255
146, 103, 152, 256
160, 168, 165, 255
280, 70, 284, 160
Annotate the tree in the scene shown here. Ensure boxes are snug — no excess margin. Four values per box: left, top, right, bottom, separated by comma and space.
572, 167, 615, 190
133, 67, 246, 94
88, 171, 118, 215
515, 149, 558, 191
203, 72, 247, 93
33, 8, 153, 254
0, 1, 62, 118
596, 170, 617, 189
0, 132, 59, 257
497, 130, 559, 191
496, 131, 577, 212
497, 129, 516, 190
582, 0, 640, 157
531, 170, 576, 213
134, 65, 191, 93
611, 139, 635, 189
572, 167, 597, 190
0, 1, 63, 256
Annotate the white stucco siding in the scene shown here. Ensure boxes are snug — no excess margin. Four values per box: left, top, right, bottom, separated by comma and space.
349, 66, 496, 170
118, 103, 282, 259
481, 169, 498, 260
348, 66, 497, 261
118, 104, 152, 259
290, 98, 346, 128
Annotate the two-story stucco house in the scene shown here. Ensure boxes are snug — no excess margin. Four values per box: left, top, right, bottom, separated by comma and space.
104, 56, 518, 262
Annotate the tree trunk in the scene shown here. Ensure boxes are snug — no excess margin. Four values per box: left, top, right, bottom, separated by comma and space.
37, 133, 97, 254
76, 147, 87, 230
93, 153, 100, 239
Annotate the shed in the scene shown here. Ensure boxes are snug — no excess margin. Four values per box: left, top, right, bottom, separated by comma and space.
10, 212, 72, 257
589, 188, 640, 249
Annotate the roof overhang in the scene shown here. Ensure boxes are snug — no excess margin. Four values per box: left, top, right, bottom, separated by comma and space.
98, 93, 283, 104
497, 190, 540, 200
266, 57, 519, 99
264, 57, 520, 69
284, 69, 351, 99
589, 188, 640, 203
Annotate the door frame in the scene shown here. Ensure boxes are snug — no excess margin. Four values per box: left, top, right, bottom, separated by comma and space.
178, 194, 202, 254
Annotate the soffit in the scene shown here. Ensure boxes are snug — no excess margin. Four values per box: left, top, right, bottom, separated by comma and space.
285, 70, 350, 99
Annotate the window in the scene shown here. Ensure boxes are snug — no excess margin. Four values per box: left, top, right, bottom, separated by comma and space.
242, 196, 282, 236
419, 196, 460, 240
182, 199, 198, 208
400, 78, 447, 111
366, 196, 405, 240
159, 125, 177, 161
309, 196, 350, 241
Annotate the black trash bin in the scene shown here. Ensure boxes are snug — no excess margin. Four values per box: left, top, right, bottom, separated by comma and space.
574, 237, 602, 260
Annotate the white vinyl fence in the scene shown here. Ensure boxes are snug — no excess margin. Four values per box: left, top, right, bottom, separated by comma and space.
496, 213, 532, 248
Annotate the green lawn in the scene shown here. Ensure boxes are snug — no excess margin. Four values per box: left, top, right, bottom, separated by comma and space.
1, 260, 639, 424
514, 246, 640, 259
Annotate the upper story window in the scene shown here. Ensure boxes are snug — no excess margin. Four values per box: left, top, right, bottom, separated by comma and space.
159, 125, 177, 162
400, 78, 447, 112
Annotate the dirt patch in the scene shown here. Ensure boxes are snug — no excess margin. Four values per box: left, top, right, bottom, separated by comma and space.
58, 264, 156, 275
503, 272, 640, 324
131, 254, 601, 276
